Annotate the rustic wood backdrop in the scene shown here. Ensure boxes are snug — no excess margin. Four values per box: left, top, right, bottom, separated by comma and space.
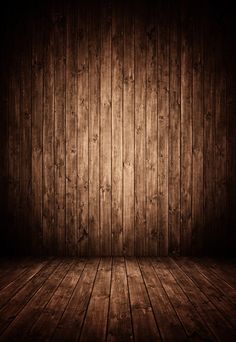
1, 0, 235, 256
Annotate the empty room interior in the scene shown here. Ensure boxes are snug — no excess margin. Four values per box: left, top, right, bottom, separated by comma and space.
0, 0, 236, 340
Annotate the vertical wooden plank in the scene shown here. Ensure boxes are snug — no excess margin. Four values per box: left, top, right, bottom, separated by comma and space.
0, 50, 5, 254
180, 1, 193, 255
112, 0, 123, 255
3, 45, 10, 254
227, 72, 236, 255
100, 0, 112, 256
65, 2, 77, 256
31, 12, 44, 255
20, 16, 32, 254
225, 6, 236, 253
215, 40, 227, 254
146, 2, 158, 256
54, 2, 66, 256
203, 18, 215, 254
192, 11, 204, 255
78, 2, 89, 256
5, 36, 17, 254
123, 2, 135, 256
88, 2, 100, 255
43, 5, 55, 255
157, 1, 169, 256
168, 2, 181, 256
134, 2, 146, 256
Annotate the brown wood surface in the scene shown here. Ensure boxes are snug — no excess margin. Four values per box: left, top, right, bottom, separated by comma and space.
107, 257, 133, 341
65, 1, 77, 256
111, 1, 123, 256
146, 1, 158, 256
100, 0, 112, 256
42, 3, 55, 255
123, 0, 135, 256
180, 1, 193, 255
88, 1, 100, 256
157, 0, 169, 257
77, 1, 89, 256
54, 2, 66, 256
168, 1, 181, 256
1, 0, 235, 256
0, 257, 235, 341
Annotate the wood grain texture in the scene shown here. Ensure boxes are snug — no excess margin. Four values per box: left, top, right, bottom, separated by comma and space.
134, 1, 147, 256
88, 1, 100, 256
203, 15, 216, 254
168, 1, 181, 256
123, 0, 135, 256
20, 14, 32, 255
146, 1, 158, 256
42, 4, 55, 255
107, 257, 133, 341
77, 1, 89, 256
112, 0, 123, 255
192, 6, 204, 255
100, 0, 112, 256
0, 257, 236, 340
157, 0, 169, 256
65, 1, 77, 256
180, 0, 193, 255
1, 0, 235, 256
31, 10, 44, 255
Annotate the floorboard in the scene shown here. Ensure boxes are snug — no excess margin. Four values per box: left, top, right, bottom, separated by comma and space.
0, 257, 235, 341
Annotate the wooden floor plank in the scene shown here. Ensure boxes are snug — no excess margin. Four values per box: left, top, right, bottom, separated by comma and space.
175, 258, 236, 328
125, 258, 161, 342
138, 258, 188, 341
0, 259, 78, 341
79, 258, 112, 342
167, 257, 236, 341
202, 258, 236, 289
0, 259, 48, 309
151, 258, 215, 340
51, 258, 100, 342
107, 257, 133, 342
0, 259, 60, 335
0, 258, 32, 290
0, 257, 235, 341
27, 259, 85, 341
192, 258, 236, 305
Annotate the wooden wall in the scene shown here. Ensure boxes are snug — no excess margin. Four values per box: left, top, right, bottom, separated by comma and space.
1, 0, 236, 256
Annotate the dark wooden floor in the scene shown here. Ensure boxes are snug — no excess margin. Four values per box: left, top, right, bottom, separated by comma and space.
0, 257, 235, 341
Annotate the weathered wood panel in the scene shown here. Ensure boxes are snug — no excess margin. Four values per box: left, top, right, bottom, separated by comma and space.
146, 1, 158, 256
77, 1, 89, 256
157, 1, 169, 256
0, 258, 236, 340
168, 1, 181, 256
42, 5, 55, 255
134, 1, 147, 256
31, 11, 44, 255
180, 1, 193, 255
88, 1, 100, 255
54, 2, 66, 256
100, 0, 112, 256
112, 1, 123, 255
65, 1, 77, 256
123, 1, 135, 256
1, 0, 235, 256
